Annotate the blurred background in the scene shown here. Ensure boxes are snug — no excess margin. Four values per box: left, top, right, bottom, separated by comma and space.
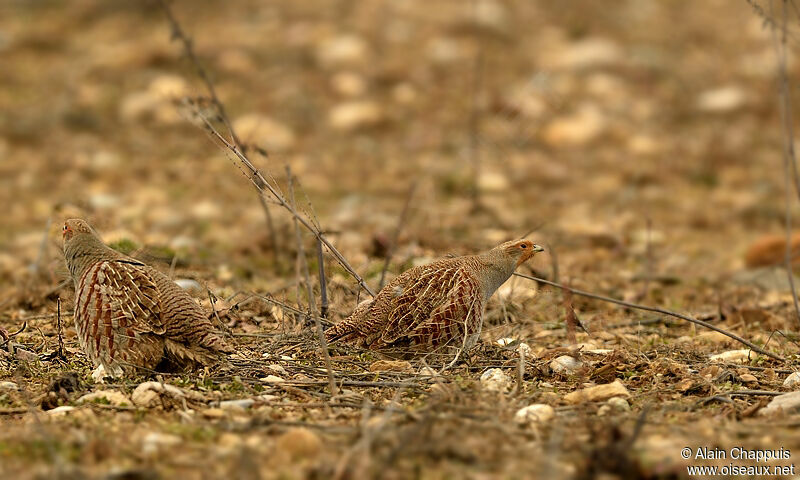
0, 0, 790, 291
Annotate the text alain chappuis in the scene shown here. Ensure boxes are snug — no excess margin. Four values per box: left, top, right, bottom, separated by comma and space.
681, 447, 795, 476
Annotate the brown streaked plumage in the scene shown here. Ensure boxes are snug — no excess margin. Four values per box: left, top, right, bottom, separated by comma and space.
326, 240, 544, 351
63, 219, 232, 375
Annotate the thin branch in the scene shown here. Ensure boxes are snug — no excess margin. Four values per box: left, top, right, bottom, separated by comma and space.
55, 297, 65, 360
771, 0, 800, 327
157, 0, 280, 257
317, 238, 329, 319
189, 105, 375, 296
288, 167, 338, 396
378, 182, 417, 289
513, 272, 786, 362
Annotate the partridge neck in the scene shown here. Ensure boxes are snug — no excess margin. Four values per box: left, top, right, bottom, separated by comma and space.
65, 234, 121, 281
475, 251, 516, 300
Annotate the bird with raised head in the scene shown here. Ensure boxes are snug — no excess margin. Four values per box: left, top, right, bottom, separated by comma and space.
325, 239, 544, 352
63, 218, 232, 377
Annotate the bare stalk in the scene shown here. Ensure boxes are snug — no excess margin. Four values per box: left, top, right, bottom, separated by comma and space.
190, 107, 375, 296
158, 0, 281, 258
288, 167, 338, 396
513, 272, 786, 362
317, 238, 329, 319
771, 0, 800, 327
378, 182, 417, 289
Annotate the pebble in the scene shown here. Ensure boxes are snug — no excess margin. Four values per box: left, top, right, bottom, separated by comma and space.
276, 427, 322, 460
739, 373, 758, 385
369, 360, 413, 373
564, 379, 630, 404
141, 432, 182, 455
220, 399, 255, 411
328, 101, 384, 131
316, 34, 368, 68
480, 368, 512, 393
542, 105, 605, 147
550, 355, 583, 375
330, 72, 367, 97
696, 86, 746, 113
15, 348, 38, 362
783, 372, 800, 388
232, 114, 296, 151
265, 364, 288, 376
759, 391, 800, 416
202, 408, 226, 419
0, 381, 18, 392
46, 406, 76, 417
542, 37, 623, 70
260, 375, 285, 384
76, 390, 131, 407
131, 381, 200, 408
514, 404, 555, 427
709, 350, 754, 363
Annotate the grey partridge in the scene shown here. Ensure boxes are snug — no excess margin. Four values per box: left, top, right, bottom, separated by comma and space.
63, 219, 232, 376
326, 239, 543, 351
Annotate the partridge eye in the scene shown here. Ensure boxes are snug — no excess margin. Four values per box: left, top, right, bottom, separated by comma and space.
520, 244, 527, 249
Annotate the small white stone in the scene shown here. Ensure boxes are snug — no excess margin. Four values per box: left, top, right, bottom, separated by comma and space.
0, 381, 18, 392
76, 390, 131, 407
47, 406, 76, 416
330, 72, 367, 97
480, 368, 512, 393
316, 34, 369, 68
514, 404, 555, 426
131, 381, 198, 408
142, 432, 182, 455
564, 379, 630, 404
91, 364, 123, 383
328, 101, 383, 131
606, 396, 631, 412
266, 364, 288, 375
516, 342, 532, 357
760, 391, 800, 416
550, 355, 583, 375
783, 372, 800, 388
709, 350, 754, 363
220, 399, 255, 411
696, 86, 746, 113
260, 375, 285, 384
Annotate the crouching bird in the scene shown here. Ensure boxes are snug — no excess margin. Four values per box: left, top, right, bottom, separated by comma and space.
63, 218, 232, 378
326, 239, 544, 352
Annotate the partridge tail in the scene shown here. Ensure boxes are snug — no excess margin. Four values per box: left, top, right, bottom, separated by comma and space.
164, 338, 229, 369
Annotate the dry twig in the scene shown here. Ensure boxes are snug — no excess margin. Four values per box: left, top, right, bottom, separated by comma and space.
514, 272, 786, 361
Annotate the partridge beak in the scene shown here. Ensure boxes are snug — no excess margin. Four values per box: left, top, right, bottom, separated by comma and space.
532, 244, 544, 253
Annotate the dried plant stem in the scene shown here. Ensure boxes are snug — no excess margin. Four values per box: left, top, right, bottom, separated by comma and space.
157, 0, 281, 257
378, 182, 417, 289
317, 238, 329, 319
513, 272, 785, 362
56, 297, 65, 359
192, 108, 375, 297
288, 167, 338, 396
771, 0, 800, 327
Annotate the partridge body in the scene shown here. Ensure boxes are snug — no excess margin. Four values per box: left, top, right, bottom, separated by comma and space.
326, 240, 543, 351
63, 219, 232, 374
